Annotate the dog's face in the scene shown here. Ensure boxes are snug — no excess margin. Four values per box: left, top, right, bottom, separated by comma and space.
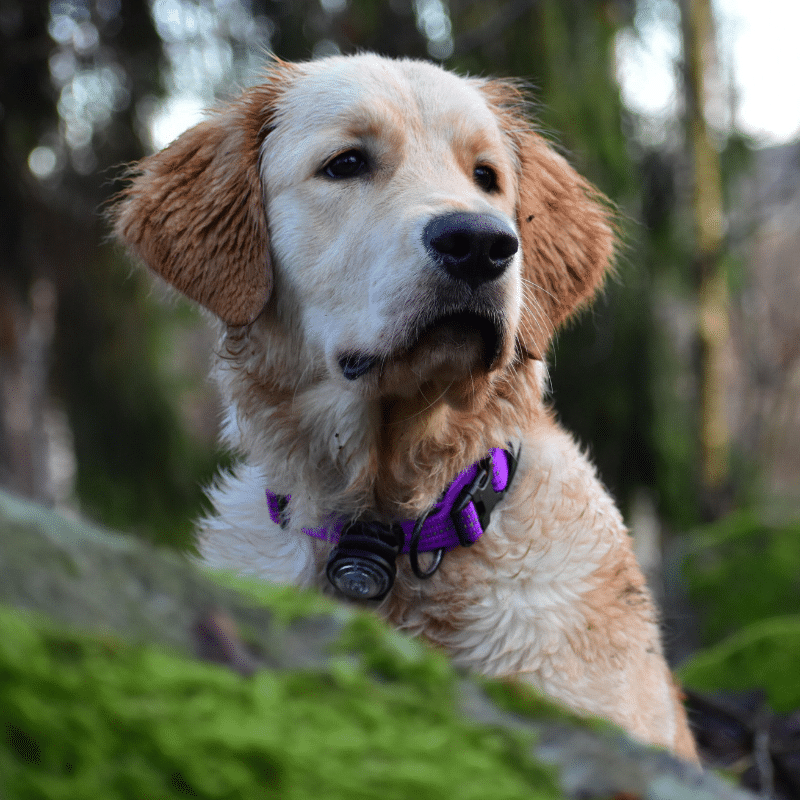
114, 54, 613, 410
262, 57, 522, 400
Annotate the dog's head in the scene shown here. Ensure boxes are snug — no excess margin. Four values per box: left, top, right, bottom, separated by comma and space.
113, 55, 613, 409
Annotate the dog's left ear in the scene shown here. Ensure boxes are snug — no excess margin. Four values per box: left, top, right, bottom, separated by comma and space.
513, 131, 615, 358
481, 82, 615, 360
112, 81, 285, 326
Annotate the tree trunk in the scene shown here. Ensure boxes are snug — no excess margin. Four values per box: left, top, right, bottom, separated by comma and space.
679, 0, 731, 515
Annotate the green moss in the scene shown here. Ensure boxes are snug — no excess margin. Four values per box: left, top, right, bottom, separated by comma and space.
209, 573, 454, 695
483, 679, 614, 735
678, 616, 800, 713
682, 512, 800, 645
0, 606, 561, 799
203, 570, 339, 623
334, 613, 454, 696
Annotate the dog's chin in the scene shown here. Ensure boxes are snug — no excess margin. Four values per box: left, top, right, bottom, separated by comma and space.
338, 312, 505, 406
407, 312, 500, 372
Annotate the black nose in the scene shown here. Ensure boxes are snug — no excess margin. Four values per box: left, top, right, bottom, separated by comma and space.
423, 212, 518, 288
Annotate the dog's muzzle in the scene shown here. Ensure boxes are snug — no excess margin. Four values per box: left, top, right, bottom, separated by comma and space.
337, 212, 516, 382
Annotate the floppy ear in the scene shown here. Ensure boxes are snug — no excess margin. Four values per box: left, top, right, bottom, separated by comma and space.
513, 131, 615, 358
480, 81, 615, 360
112, 80, 287, 326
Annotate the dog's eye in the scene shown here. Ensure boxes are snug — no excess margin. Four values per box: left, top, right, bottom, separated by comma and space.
474, 165, 498, 193
323, 150, 369, 179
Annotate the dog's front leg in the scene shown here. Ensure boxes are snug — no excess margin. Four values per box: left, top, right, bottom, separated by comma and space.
510, 546, 699, 762
387, 425, 698, 762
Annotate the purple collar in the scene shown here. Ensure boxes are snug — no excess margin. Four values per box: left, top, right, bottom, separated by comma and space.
266, 446, 518, 557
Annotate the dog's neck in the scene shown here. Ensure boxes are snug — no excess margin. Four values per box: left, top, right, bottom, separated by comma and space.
213, 324, 546, 526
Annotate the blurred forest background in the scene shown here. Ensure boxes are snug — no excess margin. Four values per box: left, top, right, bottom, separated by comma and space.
4, 0, 799, 534
1, 0, 800, 785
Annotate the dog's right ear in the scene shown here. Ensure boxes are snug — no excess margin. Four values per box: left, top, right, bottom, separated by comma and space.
112, 78, 288, 326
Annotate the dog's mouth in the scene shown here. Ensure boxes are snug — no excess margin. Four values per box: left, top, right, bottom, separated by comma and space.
338, 310, 504, 381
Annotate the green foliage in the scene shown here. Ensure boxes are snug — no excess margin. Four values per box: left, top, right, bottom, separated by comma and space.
536, 0, 633, 198
648, 314, 702, 529
56, 248, 225, 550
676, 512, 800, 715
335, 613, 455, 695
0, 607, 560, 800
548, 257, 661, 515
719, 133, 755, 209
682, 512, 800, 646
678, 616, 800, 714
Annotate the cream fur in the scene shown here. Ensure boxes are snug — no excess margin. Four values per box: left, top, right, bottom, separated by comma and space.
114, 54, 698, 762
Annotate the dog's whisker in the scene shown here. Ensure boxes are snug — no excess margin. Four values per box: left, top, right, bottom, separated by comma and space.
520, 276, 558, 303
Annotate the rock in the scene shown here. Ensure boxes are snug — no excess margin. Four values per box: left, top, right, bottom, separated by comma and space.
0, 488, 759, 799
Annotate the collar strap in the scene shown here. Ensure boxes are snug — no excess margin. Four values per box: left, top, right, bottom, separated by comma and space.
265, 446, 519, 555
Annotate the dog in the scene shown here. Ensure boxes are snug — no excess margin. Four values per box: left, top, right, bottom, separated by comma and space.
113, 54, 697, 761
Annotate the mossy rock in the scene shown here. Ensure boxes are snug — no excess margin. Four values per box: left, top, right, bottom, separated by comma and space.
0, 606, 564, 800
0, 489, 754, 799
678, 615, 800, 714
682, 511, 800, 646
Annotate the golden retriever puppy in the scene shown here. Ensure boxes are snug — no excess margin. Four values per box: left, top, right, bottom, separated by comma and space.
113, 54, 697, 760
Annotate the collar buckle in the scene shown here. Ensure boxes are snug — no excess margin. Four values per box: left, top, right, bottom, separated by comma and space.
450, 448, 519, 547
